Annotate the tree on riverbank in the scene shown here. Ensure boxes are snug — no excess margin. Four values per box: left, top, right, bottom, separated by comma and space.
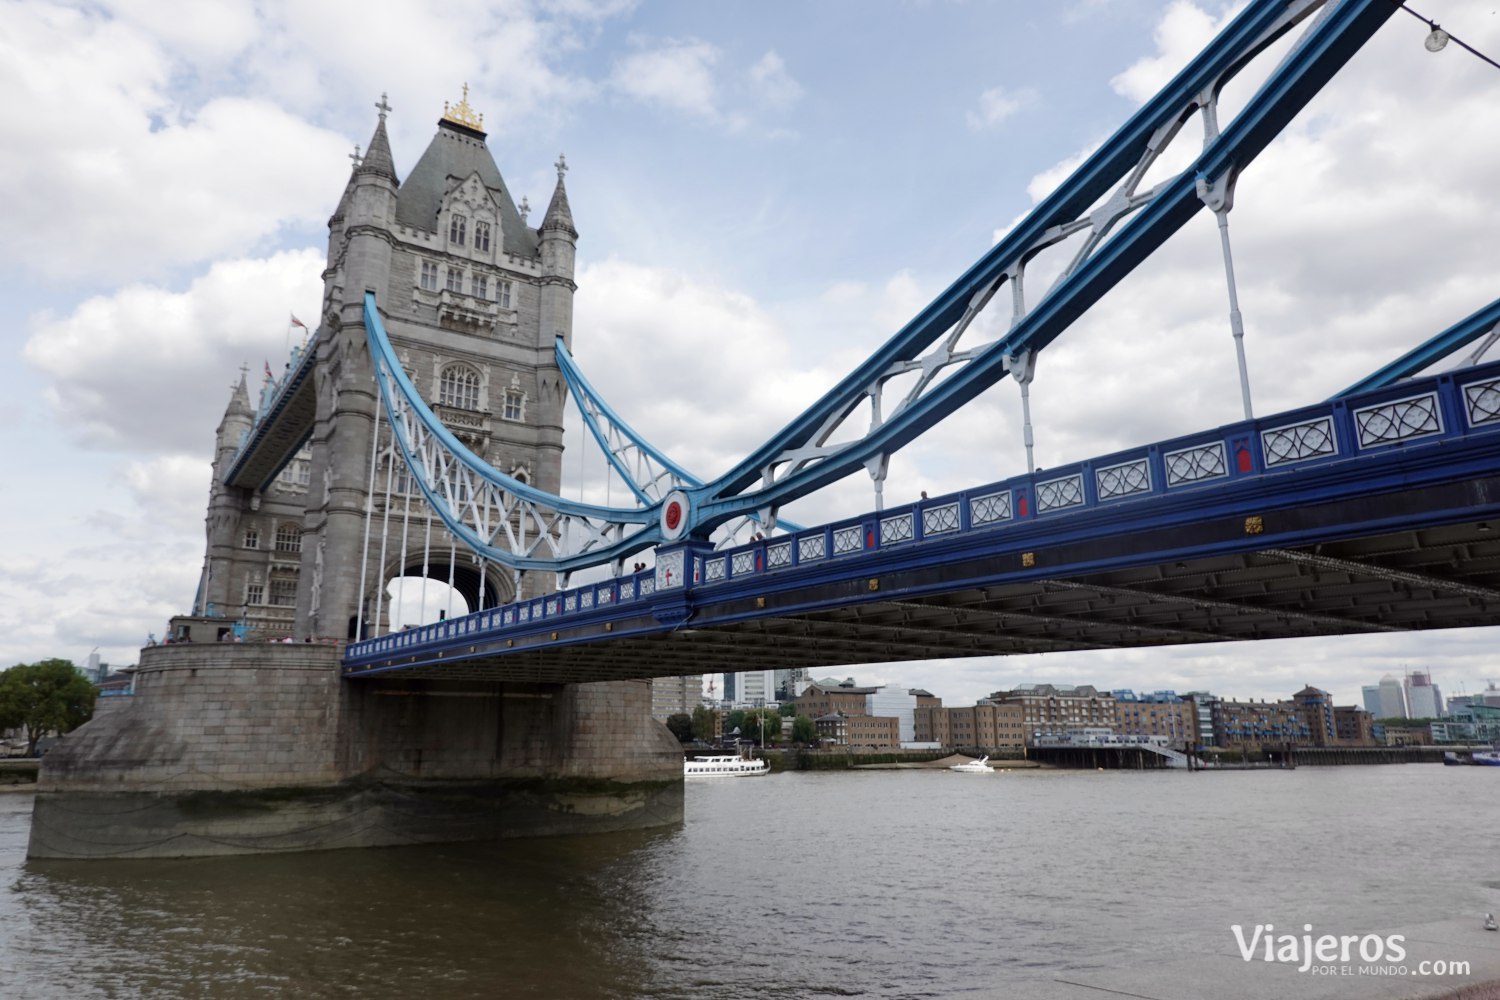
0, 659, 97, 756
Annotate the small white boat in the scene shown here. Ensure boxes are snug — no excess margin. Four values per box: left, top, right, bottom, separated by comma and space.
684, 754, 770, 779
949, 755, 994, 773
1471, 751, 1500, 767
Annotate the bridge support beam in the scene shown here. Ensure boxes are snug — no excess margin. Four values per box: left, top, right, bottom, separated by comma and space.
27, 644, 683, 859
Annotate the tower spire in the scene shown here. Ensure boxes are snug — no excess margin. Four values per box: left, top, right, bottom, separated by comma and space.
541, 153, 576, 237
358, 92, 398, 182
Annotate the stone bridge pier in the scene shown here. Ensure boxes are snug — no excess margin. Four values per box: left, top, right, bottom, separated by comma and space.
28, 644, 683, 859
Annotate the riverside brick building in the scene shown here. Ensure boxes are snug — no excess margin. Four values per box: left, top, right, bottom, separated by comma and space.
914, 701, 1027, 751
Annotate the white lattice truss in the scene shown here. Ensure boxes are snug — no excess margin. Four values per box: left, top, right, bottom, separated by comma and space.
730, 0, 1340, 507
368, 312, 653, 574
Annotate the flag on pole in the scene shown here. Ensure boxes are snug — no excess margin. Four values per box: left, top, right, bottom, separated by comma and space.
264, 360, 274, 380
289, 314, 307, 329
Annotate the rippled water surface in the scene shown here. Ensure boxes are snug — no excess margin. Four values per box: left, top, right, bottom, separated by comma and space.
4, 765, 1498, 998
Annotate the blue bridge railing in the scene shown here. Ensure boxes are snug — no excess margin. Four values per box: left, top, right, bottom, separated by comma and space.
343, 360, 1500, 668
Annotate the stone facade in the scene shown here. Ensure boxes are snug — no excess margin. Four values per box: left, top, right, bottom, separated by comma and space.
194, 93, 576, 642
30, 93, 686, 860
30, 643, 682, 859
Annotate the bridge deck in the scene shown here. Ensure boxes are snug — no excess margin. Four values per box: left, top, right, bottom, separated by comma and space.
344, 360, 1500, 682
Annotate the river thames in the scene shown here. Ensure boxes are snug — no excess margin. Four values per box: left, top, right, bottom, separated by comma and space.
3, 765, 1499, 999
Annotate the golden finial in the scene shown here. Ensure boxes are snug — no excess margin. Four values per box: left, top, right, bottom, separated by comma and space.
441, 83, 485, 131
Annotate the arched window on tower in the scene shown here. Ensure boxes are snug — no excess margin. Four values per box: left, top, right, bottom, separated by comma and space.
449, 213, 467, 246
439, 365, 481, 411
474, 221, 491, 252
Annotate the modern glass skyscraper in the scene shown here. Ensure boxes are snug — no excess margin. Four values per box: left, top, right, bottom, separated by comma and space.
1376, 674, 1407, 719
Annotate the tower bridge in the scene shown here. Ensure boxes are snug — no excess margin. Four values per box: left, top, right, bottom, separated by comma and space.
30, 0, 1500, 858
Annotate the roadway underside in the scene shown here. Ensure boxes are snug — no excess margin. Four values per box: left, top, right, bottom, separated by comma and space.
356, 518, 1500, 684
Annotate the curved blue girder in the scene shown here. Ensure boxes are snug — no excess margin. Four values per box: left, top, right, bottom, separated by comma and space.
554, 338, 698, 505
1334, 295, 1500, 399
365, 294, 662, 573
369, 0, 1413, 574
671, 0, 1399, 534
554, 338, 803, 533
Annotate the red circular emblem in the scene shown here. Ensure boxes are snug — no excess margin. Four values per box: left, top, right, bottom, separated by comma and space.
665, 501, 682, 531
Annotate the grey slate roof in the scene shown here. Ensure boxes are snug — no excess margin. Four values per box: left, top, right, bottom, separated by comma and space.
359, 117, 398, 183
395, 120, 538, 258
541, 173, 576, 237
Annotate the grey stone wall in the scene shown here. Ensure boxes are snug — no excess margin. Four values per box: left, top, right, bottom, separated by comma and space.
30, 645, 682, 859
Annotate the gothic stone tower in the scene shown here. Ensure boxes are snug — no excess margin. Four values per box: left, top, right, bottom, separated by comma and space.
198, 89, 576, 640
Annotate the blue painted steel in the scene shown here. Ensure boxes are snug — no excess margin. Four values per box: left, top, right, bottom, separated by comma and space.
364, 294, 663, 573
555, 337, 804, 532
343, 356, 1500, 673
317, 3, 1404, 579
1334, 296, 1500, 398
683, 0, 1398, 534
222, 340, 317, 487
554, 337, 698, 506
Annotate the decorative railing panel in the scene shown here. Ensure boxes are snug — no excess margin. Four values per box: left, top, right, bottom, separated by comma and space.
1465, 377, 1500, 428
880, 513, 914, 545
1261, 416, 1336, 467
705, 557, 727, 582
922, 502, 961, 536
732, 551, 756, 575
799, 535, 827, 562
657, 550, 685, 589
833, 525, 863, 555
1164, 442, 1226, 486
1096, 459, 1151, 501
970, 491, 1012, 525
767, 541, 793, 569
1353, 392, 1442, 448
1037, 474, 1085, 513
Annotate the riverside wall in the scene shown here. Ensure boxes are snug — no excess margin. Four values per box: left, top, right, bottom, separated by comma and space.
27, 643, 682, 859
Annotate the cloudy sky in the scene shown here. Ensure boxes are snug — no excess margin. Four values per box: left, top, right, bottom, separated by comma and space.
4, 0, 1499, 709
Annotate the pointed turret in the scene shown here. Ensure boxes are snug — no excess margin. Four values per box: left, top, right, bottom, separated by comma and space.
358, 102, 399, 183
540, 155, 577, 239
538, 153, 578, 356
215, 370, 254, 457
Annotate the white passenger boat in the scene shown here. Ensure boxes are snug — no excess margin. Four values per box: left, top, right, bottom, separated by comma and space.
684, 754, 770, 779
948, 755, 995, 773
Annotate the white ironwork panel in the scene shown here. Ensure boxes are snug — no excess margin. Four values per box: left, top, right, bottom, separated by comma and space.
1036, 474, 1085, 513
563, 594, 576, 613
1464, 377, 1500, 427
620, 581, 635, 601
596, 588, 612, 606
547, 597, 560, 615
833, 525, 863, 555
969, 491, 1012, 525
922, 502, 961, 535
580, 590, 594, 609
732, 551, 756, 575
705, 557, 727, 583
766, 541, 793, 569
1164, 443, 1227, 486
1261, 416, 1337, 467
657, 550, 685, 589
880, 513, 914, 545
639, 577, 655, 596
1096, 459, 1151, 500
1353, 392, 1442, 448
799, 534, 826, 562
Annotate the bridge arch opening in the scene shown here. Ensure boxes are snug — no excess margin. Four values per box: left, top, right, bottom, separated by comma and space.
379, 558, 512, 632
